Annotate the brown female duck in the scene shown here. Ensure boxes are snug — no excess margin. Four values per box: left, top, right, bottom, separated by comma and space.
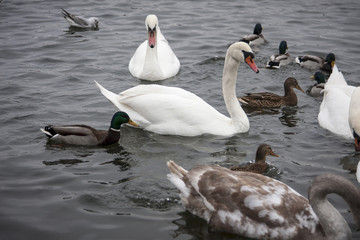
238, 77, 304, 108
230, 144, 279, 174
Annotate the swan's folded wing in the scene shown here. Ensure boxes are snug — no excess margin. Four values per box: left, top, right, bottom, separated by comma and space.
318, 88, 353, 139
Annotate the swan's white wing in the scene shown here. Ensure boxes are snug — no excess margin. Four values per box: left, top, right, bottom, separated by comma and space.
157, 39, 180, 78
95, 81, 230, 136
326, 65, 348, 87
349, 87, 360, 136
128, 41, 147, 78
318, 88, 353, 139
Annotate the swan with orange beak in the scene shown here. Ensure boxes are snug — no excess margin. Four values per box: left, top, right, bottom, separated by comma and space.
129, 15, 180, 81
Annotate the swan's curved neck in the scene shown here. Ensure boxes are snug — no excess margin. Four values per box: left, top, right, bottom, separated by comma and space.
309, 174, 360, 239
143, 30, 162, 77
222, 54, 249, 131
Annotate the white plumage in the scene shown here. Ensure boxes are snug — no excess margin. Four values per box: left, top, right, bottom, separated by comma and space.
128, 15, 180, 81
96, 42, 259, 137
318, 65, 355, 139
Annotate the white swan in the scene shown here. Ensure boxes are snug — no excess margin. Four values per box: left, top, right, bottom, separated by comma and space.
349, 86, 360, 151
318, 65, 355, 139
96, 42, 259, 137
128, 15, 180, 81
167, 160, 360, 239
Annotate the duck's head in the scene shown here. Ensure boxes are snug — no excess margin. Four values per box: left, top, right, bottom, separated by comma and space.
255, 144, 279, 162
325, 53, 336, 68
228, 42, 259, 73
145, 14, 158, 48
311, 71, 326, 84
284, 77, 305, 93
279, 40, 288, 54
110, 111, 138, 130
253, 23, 262, 35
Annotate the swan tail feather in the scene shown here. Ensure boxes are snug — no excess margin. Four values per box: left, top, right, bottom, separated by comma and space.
167, 160, 188, 178
94, 80, 122, 110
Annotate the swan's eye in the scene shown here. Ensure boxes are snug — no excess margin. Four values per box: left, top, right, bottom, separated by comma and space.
243, 51, 254, 61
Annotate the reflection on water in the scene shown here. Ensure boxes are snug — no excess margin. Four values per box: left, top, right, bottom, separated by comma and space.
172, 211, 254, 240
43, 158, 88, 166
279, 106, 299, 127
340, 152, 360, 173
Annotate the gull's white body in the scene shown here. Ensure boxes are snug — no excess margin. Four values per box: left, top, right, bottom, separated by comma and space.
129, 15, 180, 81
61, 9, 99, 29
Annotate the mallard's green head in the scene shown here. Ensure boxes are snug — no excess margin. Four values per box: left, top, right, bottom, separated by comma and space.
279, 40, 288, 54
312, 71, 326, 84
325, 53, 336, 68
253, 23, 262, 35
110, 111, 138, 130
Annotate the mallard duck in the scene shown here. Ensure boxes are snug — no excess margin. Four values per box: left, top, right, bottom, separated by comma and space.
230, 144, 279, 174
40, 111, 138, 146
266, 40, 291, 69
96, 42, 259, 137
61, 8, 99, 29
239, 23, 266, 46
307, 71, 326, 97
295, 53, 335, 73
167, 160, 360, 239
238, 77, 304, 108
349, 87, 360, 151
318, 65, 355, 139
128, 15, 180, 81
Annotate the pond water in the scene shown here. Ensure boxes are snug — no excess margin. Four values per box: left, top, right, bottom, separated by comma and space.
1, 0, 360, 239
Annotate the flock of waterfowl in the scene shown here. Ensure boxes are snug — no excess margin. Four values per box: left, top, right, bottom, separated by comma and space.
41, 11, 360, 240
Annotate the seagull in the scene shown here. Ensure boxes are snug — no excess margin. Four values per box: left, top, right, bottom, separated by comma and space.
61, 8, 99, 29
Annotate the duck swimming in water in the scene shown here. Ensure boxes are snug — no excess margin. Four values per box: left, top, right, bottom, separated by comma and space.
40, 111, 138, 146
307, 71, 326, 97
238, 77, 304, 108
295, 53, 335, 73
230, 144, 279, 174
266, 40, 291, 69
239, 23, 266, 46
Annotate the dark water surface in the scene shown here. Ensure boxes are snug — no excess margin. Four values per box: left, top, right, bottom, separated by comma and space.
1, 0, 360, 239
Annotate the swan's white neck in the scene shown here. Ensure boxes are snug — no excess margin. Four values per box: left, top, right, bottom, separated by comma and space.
143, 29, 163, 79
309, 174, 360, 239
222, 53, 249, 131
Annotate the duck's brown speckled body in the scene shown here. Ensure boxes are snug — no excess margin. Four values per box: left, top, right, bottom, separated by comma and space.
239, 77, 304, 108
230, 144, 279, 174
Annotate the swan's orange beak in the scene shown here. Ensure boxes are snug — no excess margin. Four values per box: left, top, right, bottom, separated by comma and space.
245, 55, 259, 73
148, 28, 156, 48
